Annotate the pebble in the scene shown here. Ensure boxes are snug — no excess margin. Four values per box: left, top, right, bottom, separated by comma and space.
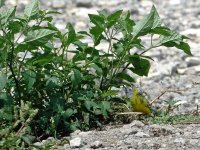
177, 65, 200, 74
148, 124, 175, 137
76, 0, 93, 8
64, 144, 70, 150
189, 139, 199, 145
52, 0, 67, 8
181, 28, 200, 37
33, 142, 43, 149
174, 138, 186, 146
70, 137, 82, 148
135, 131, 150, 138
169, 0, 181, 5
70, 130, 81, 137
90, 141, 104, 149
129, 120, 145, 128
185, 57, 200, 67
120, 127, 138, 136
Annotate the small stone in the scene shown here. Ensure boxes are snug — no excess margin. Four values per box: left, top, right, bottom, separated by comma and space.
117, 140, 124, 147
70, 8, 97, 18
189, 139, 199, 145
120, 128, 138, 136
191, 20, 200, 28
169, 0, 181, 5
54, 22, 66, 31
185, 57, 200, 67
194, 65, 200, 72
149, 124, 174, 137
122, 120, 144, 131
79, 131, 92, 137
75, 21, 87, 31
161, 144, 167, 148
129, 120, 145, 128
76, 0, 93, 8
33, 142, 43, 148
181, 28, 200, 37
70, 130, 81, 137
46, 137, 54, 142
174, 138, 186, 146
140, 1, 153, 8
197, 131, 200, 135
90, 141, 104, 149
70, 137, 82, 148
135, 131, 150, 138
52, 0, 66, 8
41, 140, 48, 145
137, 141, 149, 149
177, 65, 200, 74
64, 144, 70, 150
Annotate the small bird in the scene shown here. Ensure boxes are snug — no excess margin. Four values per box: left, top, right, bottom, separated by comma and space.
130, 88, 151, 115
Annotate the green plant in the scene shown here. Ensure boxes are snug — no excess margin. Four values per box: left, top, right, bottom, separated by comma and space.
146, 112, 200, 124
0, 102, 38, 149
0, 0, 191, 146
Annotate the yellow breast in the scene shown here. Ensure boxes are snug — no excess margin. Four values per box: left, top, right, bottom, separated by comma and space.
130, 89, 151, 115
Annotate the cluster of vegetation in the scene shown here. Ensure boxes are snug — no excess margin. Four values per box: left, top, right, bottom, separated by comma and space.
0, 0, 191, 148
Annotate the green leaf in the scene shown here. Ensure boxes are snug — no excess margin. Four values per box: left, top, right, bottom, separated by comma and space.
175, 42, 192, 55
128, 55, 150, 76
102, 90, 118, 97
8, 20, 24, 34
113, 43, 122, 55
118, 11, 135, 35
97, 9, 109, 18
90, 63, 103, 76
21, 134, 34, 145
78, 31, 91, 38
63, 108, 74, 119
132, 5, 161, 38
73, 41, 88, 51
100, 101, 111, 117
32, 53, 54, 65
0, 72, 7, 92
160, 30, 182, 45
151, 5, 161, 29
88, 14, 105, 27
22, 70, 36, 91
84, 101, 97, 111
70, 69, 82, 87
16, 43, 37, 52
24, 29, 57, 46
107, 10, 123, 28
24, 0, 39, 20
150, 26, 171, 36
89, 26, 104, 46
0, 7, 16, 27
160, 29, 191, 55
85, 47, 99, 56
66, 23, 76, 46
116, 72, 135, 82
46, 76, 60, 89
43, 16, 53, 22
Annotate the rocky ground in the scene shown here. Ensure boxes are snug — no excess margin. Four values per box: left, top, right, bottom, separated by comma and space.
5, 0, 200, 149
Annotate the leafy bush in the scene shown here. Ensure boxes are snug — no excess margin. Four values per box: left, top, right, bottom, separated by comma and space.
0, 0, 191, 146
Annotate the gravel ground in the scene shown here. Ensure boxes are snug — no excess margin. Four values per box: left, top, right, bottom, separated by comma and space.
5, 0, 200, 149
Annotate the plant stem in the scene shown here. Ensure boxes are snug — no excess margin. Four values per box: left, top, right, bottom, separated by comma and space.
18, 50, 28, 75
139, 44, 161, 56
2, 29, 22, 106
